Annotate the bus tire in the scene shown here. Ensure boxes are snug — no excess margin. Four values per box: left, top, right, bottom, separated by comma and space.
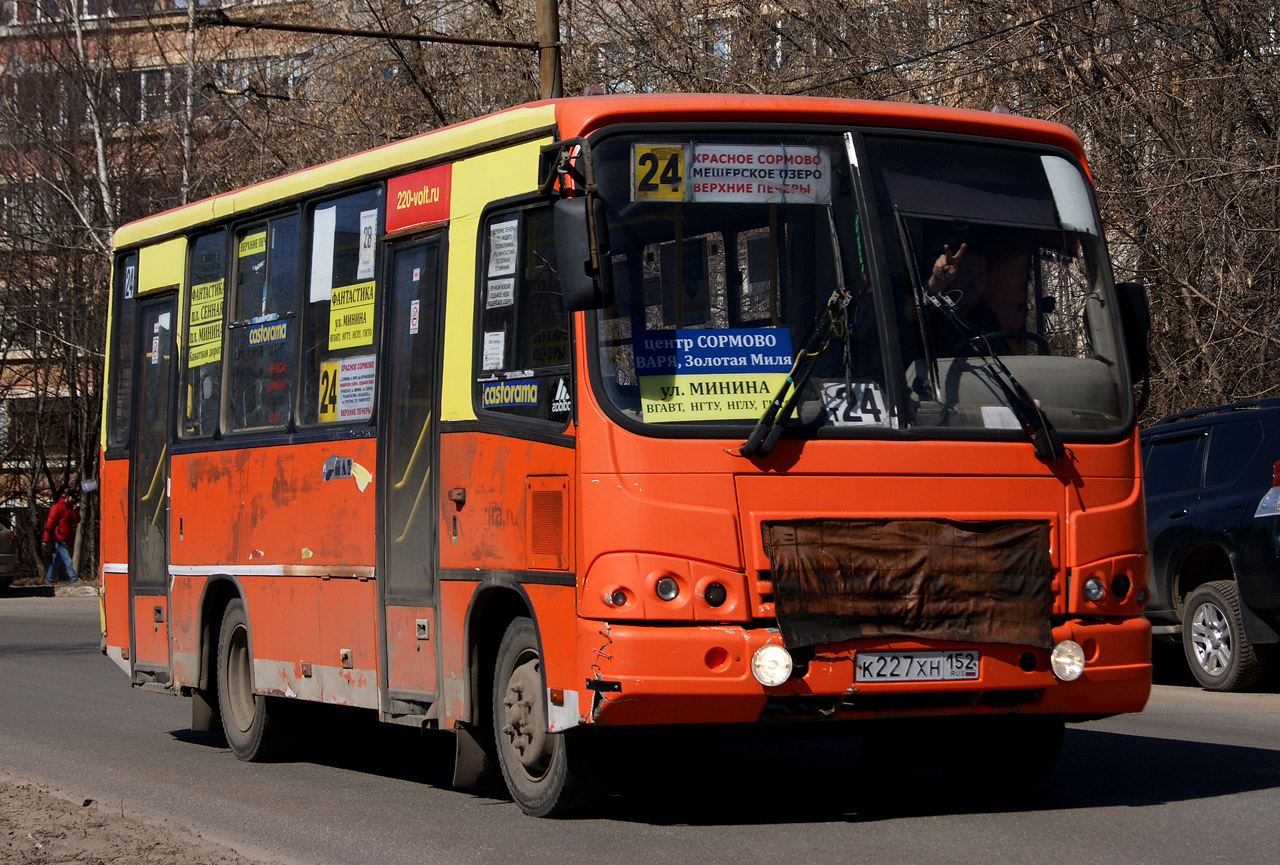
1182, 580, 1266, 692
492, 618, 588, 817
216, 599, 285, 761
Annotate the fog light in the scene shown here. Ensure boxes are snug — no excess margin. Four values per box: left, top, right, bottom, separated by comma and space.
704, 582, 727, 607
1083, 577, 1105, 601
1050, 640, 1086, 681
655, 576, 679, 601
1111, 573, 1131, 599
750, 644, 793, 687
608, 589, 627, 607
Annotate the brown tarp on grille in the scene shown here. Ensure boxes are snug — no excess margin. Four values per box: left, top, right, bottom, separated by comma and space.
762, 518, 1052, 650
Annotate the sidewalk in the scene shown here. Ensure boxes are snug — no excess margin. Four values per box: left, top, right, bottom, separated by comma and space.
0, 770, 272, 865
2, 579, 100, 598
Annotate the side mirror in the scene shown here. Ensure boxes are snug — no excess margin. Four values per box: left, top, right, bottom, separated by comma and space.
554, 196, 614, 312
1115, 281, 1150, 382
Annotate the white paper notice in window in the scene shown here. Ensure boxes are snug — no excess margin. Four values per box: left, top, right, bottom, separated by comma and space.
482, 331, 506, 371
337, 354, 377, 422
357, 209, 377, 279
488, 219, 518, 277
310, 206, 336, 302
487, 277, 515, 309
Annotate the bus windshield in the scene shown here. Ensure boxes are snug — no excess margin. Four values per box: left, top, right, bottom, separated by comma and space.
589, 130, 1129, 438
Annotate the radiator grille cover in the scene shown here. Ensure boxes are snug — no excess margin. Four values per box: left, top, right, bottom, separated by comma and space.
762, 518, 1052, 649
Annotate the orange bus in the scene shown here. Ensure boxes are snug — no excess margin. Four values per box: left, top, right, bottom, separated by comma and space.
100, 94, 1152, 816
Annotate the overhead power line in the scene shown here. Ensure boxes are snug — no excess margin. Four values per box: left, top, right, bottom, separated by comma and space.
195, 9, 540, 51
788, 0, 1098, 95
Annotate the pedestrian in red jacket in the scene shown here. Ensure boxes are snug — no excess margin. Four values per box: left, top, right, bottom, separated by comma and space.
43, 491, 80, 584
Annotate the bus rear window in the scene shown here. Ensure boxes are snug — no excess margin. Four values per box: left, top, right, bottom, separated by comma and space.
106, 252, 138, 451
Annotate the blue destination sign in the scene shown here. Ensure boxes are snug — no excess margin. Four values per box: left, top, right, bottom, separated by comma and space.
632, 327, 793, 375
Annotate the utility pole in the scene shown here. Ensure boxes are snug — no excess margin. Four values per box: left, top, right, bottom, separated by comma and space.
537, 0, 563, 100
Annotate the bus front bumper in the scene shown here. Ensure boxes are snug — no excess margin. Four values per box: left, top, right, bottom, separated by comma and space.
574, 616, 1151, 727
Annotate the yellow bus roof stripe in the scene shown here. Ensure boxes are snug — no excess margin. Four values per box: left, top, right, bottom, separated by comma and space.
137, 237, 187, 294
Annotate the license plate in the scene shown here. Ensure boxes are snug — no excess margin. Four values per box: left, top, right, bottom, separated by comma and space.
855, 650, 979, 682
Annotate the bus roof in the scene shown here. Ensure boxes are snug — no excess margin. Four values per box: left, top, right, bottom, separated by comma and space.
113, 94, 1085, 251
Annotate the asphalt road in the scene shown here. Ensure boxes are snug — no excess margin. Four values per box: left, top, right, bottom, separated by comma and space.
3, 594, 1279, 865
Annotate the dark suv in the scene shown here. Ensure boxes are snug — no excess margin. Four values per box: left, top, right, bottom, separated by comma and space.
1141, 400, 1280, 690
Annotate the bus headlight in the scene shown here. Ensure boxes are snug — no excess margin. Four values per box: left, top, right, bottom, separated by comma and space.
751, 644, 793, 687
1050, 640, 1086, 681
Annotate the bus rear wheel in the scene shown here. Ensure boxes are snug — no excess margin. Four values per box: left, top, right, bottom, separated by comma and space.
492, 618, 589, 817
216, 599, 286, 761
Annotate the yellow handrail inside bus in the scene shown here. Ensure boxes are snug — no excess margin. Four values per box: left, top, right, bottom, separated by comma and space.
141, 445, 167, 527
394, 466, 431, 545
393, 412, 432, 491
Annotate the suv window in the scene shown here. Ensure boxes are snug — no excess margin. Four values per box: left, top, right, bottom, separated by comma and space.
1144, 435, 1205, 497
1205, 420, 1263, 487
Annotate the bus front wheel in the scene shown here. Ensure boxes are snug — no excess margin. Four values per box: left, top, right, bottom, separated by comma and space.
216, 599, 286, 761
492, 618, 589, 817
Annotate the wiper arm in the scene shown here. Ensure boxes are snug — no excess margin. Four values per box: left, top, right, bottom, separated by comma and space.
892, 207, 939, 396
925, 292, 1064, 464
741, 210, 850, 457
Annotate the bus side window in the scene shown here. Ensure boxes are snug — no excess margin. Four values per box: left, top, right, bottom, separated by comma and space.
300, 188, 383, 426
180, 231, 226, 438
106, 251, 138, 451
474, 204, 571, 424
228, 216, 298, 432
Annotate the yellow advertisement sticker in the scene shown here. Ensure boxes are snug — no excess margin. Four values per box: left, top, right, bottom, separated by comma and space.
187, 340, 222, 368
318, 360, 339, 422
186, 278, 224, 368
328, 280, 376, 349
633, 144, 686, 200
238, 231, 267, 258
189, 279, 224, 325
638, 373, 786, 423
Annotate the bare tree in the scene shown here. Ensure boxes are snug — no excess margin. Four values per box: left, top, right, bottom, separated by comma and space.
1, 0, 1277, 581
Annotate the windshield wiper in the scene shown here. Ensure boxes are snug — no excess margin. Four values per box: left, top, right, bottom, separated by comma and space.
928, 295, 1064, 463
892, 208, 1063, 464
740, 207, 850, 457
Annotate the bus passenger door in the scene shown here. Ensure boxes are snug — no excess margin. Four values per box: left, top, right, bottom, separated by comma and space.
128, 298, 174, 685
379, 235, 443, 721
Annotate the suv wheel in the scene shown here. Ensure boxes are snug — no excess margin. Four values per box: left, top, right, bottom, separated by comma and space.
1182, 581, 1266, 691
